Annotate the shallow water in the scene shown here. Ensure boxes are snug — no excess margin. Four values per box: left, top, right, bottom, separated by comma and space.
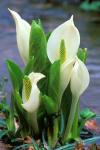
0, 0, 100, 114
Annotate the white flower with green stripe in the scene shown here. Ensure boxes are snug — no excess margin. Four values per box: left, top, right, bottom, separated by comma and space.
47, 16, 90, 100
22, 72, 45, 113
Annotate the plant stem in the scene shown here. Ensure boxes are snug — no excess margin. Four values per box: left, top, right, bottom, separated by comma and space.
48, 118, 59, 148
29, 111, 39, 134
71, 102, 79, 139
78, 119, 86, 136
62, 96, 79, 143
47, 127, 52, 147
52, 118, 59, 147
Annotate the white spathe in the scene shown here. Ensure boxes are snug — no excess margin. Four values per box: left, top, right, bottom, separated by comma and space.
22, 83, 40, 113
60, 57, 90, 100
63, 58, 90, 140
22, 72, 45, 113
47, 16, 89, 99
70, 58, 90, 98
8, 9, 31, 64
60, 59, 75, 98
47, 16, 80, 64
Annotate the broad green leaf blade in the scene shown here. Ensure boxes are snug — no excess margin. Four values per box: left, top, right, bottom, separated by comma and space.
48, 60, 60, 109
12, 90, 24, 116
79, 108, 96, 135
6, 62, 18, 90
24, 56, 34, 75
29, 20, 48, 73
6, 111, 15, 133
6, 60, 24, 90
77, 48, 87, 63
0, 120, 6, 128
0, 130, 8, 139
61, 83, 72, 133
0, 102, 10, 117
42, 95, 57, 115
80, 1, 100, 12
80, 108, 96, 120
12, 91, 31, 136
37, 19, 43, 28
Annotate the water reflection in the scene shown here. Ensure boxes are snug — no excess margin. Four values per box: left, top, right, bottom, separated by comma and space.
0, 0, 100, 113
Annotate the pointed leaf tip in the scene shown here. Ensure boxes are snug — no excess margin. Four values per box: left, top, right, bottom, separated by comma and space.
69, 15, 74, 24
8, 8, 13, 13
70, 15, 74, 21
8, 8, 21, 22
8, 9, 31, 64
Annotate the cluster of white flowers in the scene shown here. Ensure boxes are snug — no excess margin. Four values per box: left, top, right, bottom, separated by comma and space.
8, 8, 89, 124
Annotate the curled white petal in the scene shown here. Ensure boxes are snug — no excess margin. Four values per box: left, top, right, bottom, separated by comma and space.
8, 9, 31, 64
22, 84, 40, 113
22, 72, 45, 112
28, 72, 45, 84
70, 58, 90, 98
60, 58, 75, 99
47, 15, 80, 63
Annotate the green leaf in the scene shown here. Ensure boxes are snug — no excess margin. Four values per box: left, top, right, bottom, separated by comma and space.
12, 91, 30, 136
62, 95, 79, 143
0, 120, 6, 128
48, 60, 60, 109
29, 20, 48, 73
6, 110, 15, 133
77, 48, 87, 63
0, 103, 3, 110
12, 90, 23, 116
37, 19, 43, 28
6, 60, 24, 90
0, 102, 10, 116
78, 108, 96, 135
80, 108, 96, 120
61, 83, 72, 134
12, 144, 30, 150
42, 95, 57, 115
0, 130, 8, 139
32, 138, 40, 150
80, 0, 100, 12
24, 56, 34, 75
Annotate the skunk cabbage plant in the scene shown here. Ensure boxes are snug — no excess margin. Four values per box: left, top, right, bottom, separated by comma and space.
47, 16, 89, 142
3, 9, 96, 149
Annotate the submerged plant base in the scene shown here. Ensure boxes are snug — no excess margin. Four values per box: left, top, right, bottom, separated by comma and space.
0, 112, 100, 150
0, 139, 100, 150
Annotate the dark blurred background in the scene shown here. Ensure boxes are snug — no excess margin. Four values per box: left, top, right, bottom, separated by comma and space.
0, 0, 100, 113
